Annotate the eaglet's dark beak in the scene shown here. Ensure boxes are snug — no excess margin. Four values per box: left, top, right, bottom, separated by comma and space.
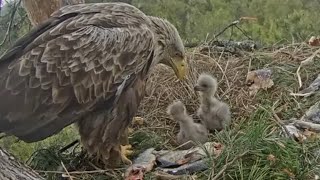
194, 85, 203, 92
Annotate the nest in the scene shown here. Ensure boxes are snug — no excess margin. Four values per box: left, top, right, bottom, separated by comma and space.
24, 42, 320, 179
137, 46, 254, 142
137, 43, 320, 145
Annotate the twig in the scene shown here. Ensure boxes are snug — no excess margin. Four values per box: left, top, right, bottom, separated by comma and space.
37, 169, 124, 175
235, 25, 252, 40
210, 160, 215, 179
213, 20, 240, 40
296, 48, 320, 88
272, 109, 291, 138
185, 42, 201, 48
300, 48, 320, 66
290, 91, 313, 97
270, 101, 293, 139
211, 151, 248, 180
258, 102, 293, 139
228, 26, 234, 41
61, 161, 74, 180
88, 161, 119, 178
296, 65, 302, 88
59, 140, 79, 153
293, 120, 320, 133
210, 17, 255, 45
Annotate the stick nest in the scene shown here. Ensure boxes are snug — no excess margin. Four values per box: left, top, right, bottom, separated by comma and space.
137, 43, 320, 147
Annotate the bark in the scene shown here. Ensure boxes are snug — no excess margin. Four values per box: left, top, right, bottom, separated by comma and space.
0, 148, 44, 180
21, 0, 85, 26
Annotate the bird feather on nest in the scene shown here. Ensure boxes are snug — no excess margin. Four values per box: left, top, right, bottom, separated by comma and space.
0, 2, 187, 167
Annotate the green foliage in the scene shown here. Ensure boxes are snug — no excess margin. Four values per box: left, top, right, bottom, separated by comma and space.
1, 0, 319, 52
0, 1, 31, 54
130, 129, 166, 155
131, 0, 320, 44
0, 126, 79, 162
193, 108, 319, 180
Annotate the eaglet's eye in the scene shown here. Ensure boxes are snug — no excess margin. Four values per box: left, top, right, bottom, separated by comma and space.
175, 52, 182, 57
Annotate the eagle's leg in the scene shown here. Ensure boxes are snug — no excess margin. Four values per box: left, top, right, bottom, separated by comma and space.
119, 127, 133, 165
120, 144, 133, 164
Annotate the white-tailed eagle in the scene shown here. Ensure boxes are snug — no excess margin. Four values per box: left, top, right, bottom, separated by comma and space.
0, 3, 186, 167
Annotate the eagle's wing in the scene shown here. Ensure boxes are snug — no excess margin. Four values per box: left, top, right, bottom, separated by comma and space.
0, 3, 155, 142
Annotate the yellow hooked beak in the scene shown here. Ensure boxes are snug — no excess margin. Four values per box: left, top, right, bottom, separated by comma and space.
170, 57, 187, 80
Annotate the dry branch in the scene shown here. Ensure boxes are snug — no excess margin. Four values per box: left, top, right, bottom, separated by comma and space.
293, 120, 320, 133
0, 148, 44, 180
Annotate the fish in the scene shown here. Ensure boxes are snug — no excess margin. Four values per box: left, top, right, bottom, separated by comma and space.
125, 148, 156, 180
156, 159, 209, 175
124, 142, 222, 179
155, 142, 216, 168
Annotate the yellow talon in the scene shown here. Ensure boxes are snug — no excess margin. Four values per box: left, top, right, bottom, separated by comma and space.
120, 144, 133, 165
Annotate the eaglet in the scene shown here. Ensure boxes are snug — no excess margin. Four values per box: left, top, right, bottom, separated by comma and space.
167, 101, 208, 149
194, 73, 231, 132
0, 3, 186, 167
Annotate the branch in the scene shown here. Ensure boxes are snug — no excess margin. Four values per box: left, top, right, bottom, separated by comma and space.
0, 0, 21, 47
184, 42, 200, 48
293, 120, 320, 133
0, 147, 44, 179
270, 101, 294, 140
235, 25, 252, 40
59, 140, 79, 154
212, 20, 240, 41
209, 17, 257, 45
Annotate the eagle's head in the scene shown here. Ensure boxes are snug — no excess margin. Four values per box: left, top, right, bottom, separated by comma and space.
148, 16, 187, 80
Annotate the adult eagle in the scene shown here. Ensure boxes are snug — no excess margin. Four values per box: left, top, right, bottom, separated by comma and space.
0, 3, 186, 167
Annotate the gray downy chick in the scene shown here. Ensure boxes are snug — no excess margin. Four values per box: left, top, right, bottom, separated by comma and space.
194, 73, 231, 132
167, 101, 208, 149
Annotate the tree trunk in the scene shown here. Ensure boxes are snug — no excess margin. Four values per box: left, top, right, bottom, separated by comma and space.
0, 148, 44, 180
21, 0, 85, 26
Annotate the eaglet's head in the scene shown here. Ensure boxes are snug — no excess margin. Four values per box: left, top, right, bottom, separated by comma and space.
148, 16, 186, 80
194, 73, 218, 95
167, 100, 187, 119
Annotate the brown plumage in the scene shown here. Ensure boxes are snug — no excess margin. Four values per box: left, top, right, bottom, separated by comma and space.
167, 101, 208, 149
194, 73, 231, 132
0, 3, 186, 167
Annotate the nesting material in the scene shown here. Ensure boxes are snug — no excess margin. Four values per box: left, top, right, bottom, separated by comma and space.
246, 68, 274, 95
